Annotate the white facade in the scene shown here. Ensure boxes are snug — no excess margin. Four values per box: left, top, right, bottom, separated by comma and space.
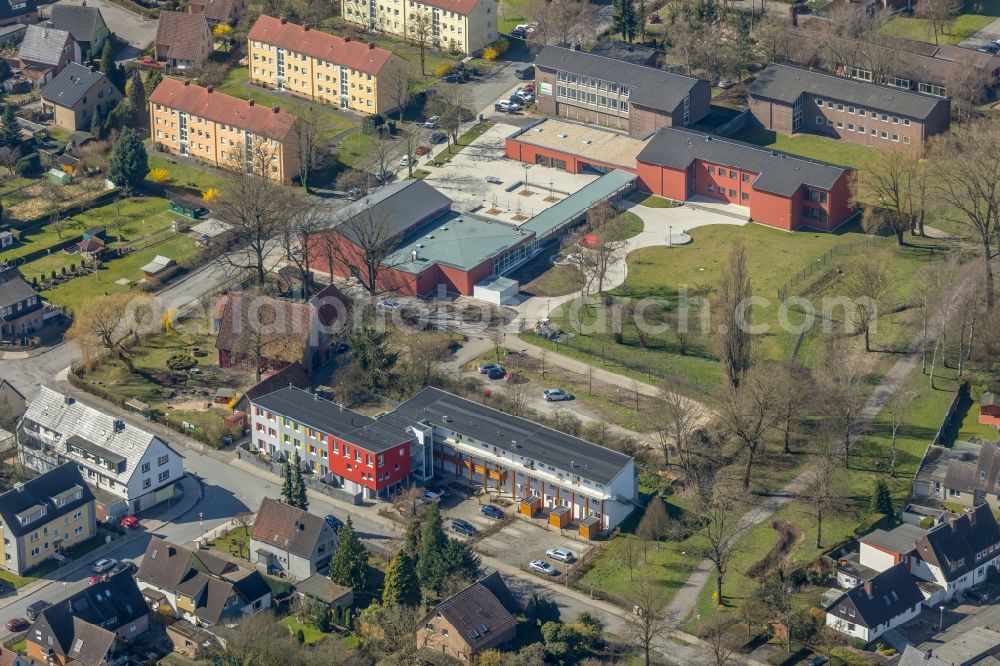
859, 542, 897, 573
825, 601, 921, 642
910, 551, 1000, 601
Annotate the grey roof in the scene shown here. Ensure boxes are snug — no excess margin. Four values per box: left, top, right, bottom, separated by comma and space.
982, 392, 999, 408
0, 267, 39, 311
381, 387, 634, 486
637, 127, 849, 197
295, 574, 352, 605
915, 505, 1000, 582
22, 386, 180, 487
898, 645, 949, 666
49, 4, 106, 44
0, 462, 94, 538
944, 440, 1000, 495
535, 45, 705, 113
41, 63, 112, 109
861, 523, 927, 554
750, 63, 945, 120
931, 627, 1000, 665
17, 25, 73, 67
327, 179, 453, 245
251, 386, 412, 453
825, 563, 923, 629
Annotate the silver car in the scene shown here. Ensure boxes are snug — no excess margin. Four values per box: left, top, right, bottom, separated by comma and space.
530, 559, 559, 575
546, 547, 575, 563
543, 389, 573, 402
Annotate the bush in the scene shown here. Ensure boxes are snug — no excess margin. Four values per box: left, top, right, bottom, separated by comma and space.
16, 152, 41, 176
849, 638, 868, 650
918, 515, 935, 529
202, 187, 219, 203
483, 46, 499, 61
149, 167, 169, 183
488, 39, 509, 56
435, 61, 455, 77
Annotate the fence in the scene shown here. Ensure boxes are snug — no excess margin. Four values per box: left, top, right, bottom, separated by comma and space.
776, 234, 892, 303
932, 380, 967, 446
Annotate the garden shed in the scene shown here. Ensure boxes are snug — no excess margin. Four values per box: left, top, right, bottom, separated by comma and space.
47, 168, 72, 185
170, 196, 208, 219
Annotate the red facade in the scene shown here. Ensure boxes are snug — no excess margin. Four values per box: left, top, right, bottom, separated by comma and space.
504, 137, 629, 174
326, 436, 411, 493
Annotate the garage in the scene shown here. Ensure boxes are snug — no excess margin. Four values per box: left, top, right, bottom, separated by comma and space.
473, 276, 520, 305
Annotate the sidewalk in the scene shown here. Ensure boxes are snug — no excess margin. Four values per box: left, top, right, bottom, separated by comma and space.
0, 474, 201, 610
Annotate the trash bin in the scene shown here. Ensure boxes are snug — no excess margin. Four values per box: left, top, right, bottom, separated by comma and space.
479, 113, 484, 122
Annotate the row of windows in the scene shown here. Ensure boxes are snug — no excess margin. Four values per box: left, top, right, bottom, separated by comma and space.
28, 527, 85, 557
707, 165, 751, 182
817, 117, 911, 144
814, 98, 912, 126
29, 510, 84, 542
706, 184, 750, 201
556, 70, 633, 96
802, 206, 828, 223
556, 86, 629, 111
1, 296, 38, 318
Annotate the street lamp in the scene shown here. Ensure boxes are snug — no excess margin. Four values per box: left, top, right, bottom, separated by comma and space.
668, 225, 673, 248
939, 605, 945, 630
199, 511, 204, 531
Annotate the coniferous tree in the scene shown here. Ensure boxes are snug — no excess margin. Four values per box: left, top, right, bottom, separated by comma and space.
143, 69, 163, 98
329, 517, 369, 593
292, 451, 308, 511
0, 105, 20, 150
107, 128, 148, 193
403, 516, 420, 558
416, 504, 448, 592
871, 479, 895, 522
443, 538, 482, 583
125, 73, 146, 126
382, 550, 421, 607
281, 457, 294, 504
90, 109, 104, 140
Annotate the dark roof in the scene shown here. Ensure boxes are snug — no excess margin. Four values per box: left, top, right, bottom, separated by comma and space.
295, 574, 352, 605
252, 386, 412, 453
0, 463, 93, 538
587, 39, 660, 66
534, 45, 705, 113
228, 569, 272, 607
236, 362, 310, 411
189, 0, 241, 23
250, 498, 330, 559
750, 63, 945, 120
915, 505, 1000, 582
0, 0, 38, 23
49, 4, 106, 44
943, 440, 1000, 495
0, 266, 39, 311
381, 387, 633, 486
42, 63, 114, 109
898, 645, 950, 666
825, 563, 923, 629
426, 574, 517, 651
327, 179, 453, 245
478, 571, 520, 614
636, 127, 850, 197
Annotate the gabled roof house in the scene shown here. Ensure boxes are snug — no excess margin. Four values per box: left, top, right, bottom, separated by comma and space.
249, 498, 338, 580
825, 563, 924, 643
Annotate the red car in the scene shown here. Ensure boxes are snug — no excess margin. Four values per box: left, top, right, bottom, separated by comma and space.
5, 618, 29, 632
120, 516, 140, 529
415, 145, 430, 156
89, 574, 109, 585
522, 82, 536, 91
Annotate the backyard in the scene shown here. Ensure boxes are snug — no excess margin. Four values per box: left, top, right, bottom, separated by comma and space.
880, 0, 1000, 44
731, 128, 877, 170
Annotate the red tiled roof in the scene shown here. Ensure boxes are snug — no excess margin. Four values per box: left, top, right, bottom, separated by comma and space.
248, 16, 397, 76
155, 11, 212, 61
149, 77, 298, 142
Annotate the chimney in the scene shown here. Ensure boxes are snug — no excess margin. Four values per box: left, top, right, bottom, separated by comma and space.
14, 482, 24, 493
863, 581, 873, 598
248, 98, 255, 106
272, 105, 280, 113
303, 23, 310, 31
369, 42, 375, 49
280, 16, 287, 24
344, 36, 351, 42
206, 85, 214, 93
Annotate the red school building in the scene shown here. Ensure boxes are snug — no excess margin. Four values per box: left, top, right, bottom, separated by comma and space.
505, 123, 857, 232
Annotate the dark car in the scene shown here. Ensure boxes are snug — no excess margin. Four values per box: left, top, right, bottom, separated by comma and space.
451, 519, 478, 536
109, 561, 136, 577
478, 363, 504, 374
807, 657, 829, 666
481, 504, 504, 519
334, 343, 349, 354
430, 131, 447, 144
441, 74, 463, 83
325, 515, 345, 530
5, 617, 29, 632
486, 367, 506, 380
510, 27, 526, 38
966, 588, 989, 604
26, 600, 51, 622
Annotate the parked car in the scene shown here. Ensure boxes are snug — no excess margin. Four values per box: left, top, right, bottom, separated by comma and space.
376, 299, 400, 310
510, 27, 526, 39
26, 600, 51, 621
543, 388, 573, 402
399, 155, 412, 167
375, 169, 394, 184
430, 131, 447, 144
421, 491, 443, 504
347, 187, 364, 201
514, 90, 534, 103
120, 516, 140, 529
522, 82, 536, 92
978, 43, 999, 53
325, 514, 345, 530
451, 519, 478, 536
717, 79, 734, 89
486, 175, 503, 184
495, 100, 520, 113
966, 587, 990, 604
546, 548, 575, 563
478, 363, 504, 374
441, 74, 463, 83
110, 561, 136, 576
481, 504, 504, 519
415, 145, 430, 156
89, 574, 109, 585
649, 13, 663, 23
5, 617, 29, 632
431, 485, 452, 498
486, 367, 506, 380
423, 115, 440, 128
92, 558, 117, 574
807, 658, 829, 666
530, 559, 559, 575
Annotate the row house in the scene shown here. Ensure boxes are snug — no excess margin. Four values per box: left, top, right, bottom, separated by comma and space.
148, 77, 300, 184
749, 63, 950, 152
341, 0, 497, 56
825, 563, 924, 643
247, 16, 408, 116
18, 386, 183, 520
534, 45, 711, 137
911, 504, 1000, 603
0, 463, 95, 575
248, 386, 421, 500
912, 440, 1000, 512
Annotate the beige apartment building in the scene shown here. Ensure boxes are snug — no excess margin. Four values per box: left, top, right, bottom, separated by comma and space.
341, 0, 497, 55
148, 77, 300, 184
247, 15, 408, 116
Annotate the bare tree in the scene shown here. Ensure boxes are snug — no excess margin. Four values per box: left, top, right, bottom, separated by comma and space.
622, 577, 677, 666
715, 245, 754, 391
526, 0, 596, 46
282, 198, 326, 299
772, 359, 812, 455
427, 83, 473, 151
329, 201, 404, 301
214, 142, 289, 287
408, 10, 434, 75
335, 169, 370, 195
383, 64, 416, 123
718, 366, 779, 491
651, 387, 703, 478
888, 390, 917, 477
67, 293, 154, 373
690, 482, 744, 604
915, 0, 959, 45
801, 434, 839, 548
843, 253, 893, 352
0, 146, 19, 178
860, 146, 920, 245
402, 124, 427, 178
225, 291, 306, 383
817, 340, 866, 468
292, 109, 319, 193
754, 17, 793, 63
369, 135, 396, 184
699, 613, 747, 666
637, 495, 672, 554
946, 66, 990, 124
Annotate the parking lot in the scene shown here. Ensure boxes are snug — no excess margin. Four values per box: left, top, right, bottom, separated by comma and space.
439, 483, 594, 577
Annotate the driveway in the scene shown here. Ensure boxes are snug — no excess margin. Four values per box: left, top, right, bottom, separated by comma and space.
958, 16, 1000, 49
54, 0, 157, 57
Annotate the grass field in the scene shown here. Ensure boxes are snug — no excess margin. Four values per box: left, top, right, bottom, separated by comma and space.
280, 617, 330, 644
880, 14, 994, 44
628, 192, 675, 208
731, 128, 877, 170
147, 154, 228, 194
208, 525, 250, 560
497, 0, 533, 34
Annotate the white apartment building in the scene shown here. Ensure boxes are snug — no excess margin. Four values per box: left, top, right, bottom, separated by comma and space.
341, 0, 498, 55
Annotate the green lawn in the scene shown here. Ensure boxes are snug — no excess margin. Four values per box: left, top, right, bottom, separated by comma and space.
280, 616, 330, 644
338, 131, 375, 168
608, 211, 644, 241
628, 192, 675, 209
372, 37, 457, 91
147, 154, 228, 195
208, 525, 250, 560
731, 128, 877, 170
0, 569, 37, 589
497, 0, 533, 34
881, 13, 995, 45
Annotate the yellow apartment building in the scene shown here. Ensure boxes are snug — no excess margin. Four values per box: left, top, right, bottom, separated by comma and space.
247, 15, 408, 116
341, 0, 498, 56
148, 77, 300, 184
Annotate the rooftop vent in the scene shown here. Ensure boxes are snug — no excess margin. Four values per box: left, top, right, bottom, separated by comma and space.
558, 133, 568, 139
581, 139, 591, 145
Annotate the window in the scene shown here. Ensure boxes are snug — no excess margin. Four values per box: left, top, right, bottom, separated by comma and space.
837, 121, 843, 128
880, 131, 888, 139
903, 136, 910, 145
903, 119, 911, 126
826, 102, 833, 108
848, 106, 855, 114
729, 169, 736, 179
859, 109, 866, 117
815, 98, 824, 106
892, 116, 899, 124
142, 462, 150, 473
815, 115, 824, 124
892, 134, 899, 142
848, 124, 854, 131
919, 82, 946, 97
707, 184, 714, 192
741, 192, 749, 201
157, 455, 168, 466
728, 188, 736, 197
827, 119, 833, 126
143, 478, 152, 489
837, 104, 844, 111
742, 173, 749, 182
158, 470, 170, 482
707, 165, 714, 174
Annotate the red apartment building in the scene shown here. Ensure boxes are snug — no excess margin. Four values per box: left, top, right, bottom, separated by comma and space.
248, 386, 414, 499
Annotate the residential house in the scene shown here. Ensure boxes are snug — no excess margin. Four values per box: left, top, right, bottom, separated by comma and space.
213, 283, 348, 375
748, 63, 951, 151
898, 645, 949, 666
912, 440, 1000, 511
148, 78, 300, 184
231, 361, 311, 414
836, 523, 927, 589
164, 620, 221, 659
295, 574, 353, 613
248, 385, 415, 499
0, 646, 30, 666
382, 387, 639, 531
153, 11, 213, 69
0, 462, 95, 575
247, 16, 410, 116
18, 386, 184, 520
980, 393, 1000, 430
342, 0, 498, 55
911, 504, 1000, 601
249, 498, 338, 579
188, 0, 245, 25
633, 127, 856, 231
825, 563, 924, 643
15, 25, 81, 87
41, 63, 122, 132
0, 266, 43, 343
533, 45, 711, 137
48, 3, 109, 59
135, 537, 272, 627
930, 626, 1000, 665
27, 573, 149, 666
0, 378, 27, 428
0, 0, 41, 28
417, 572, 519, 662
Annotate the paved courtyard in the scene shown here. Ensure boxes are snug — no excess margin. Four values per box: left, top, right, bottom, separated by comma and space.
959, 16, 1000, 49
